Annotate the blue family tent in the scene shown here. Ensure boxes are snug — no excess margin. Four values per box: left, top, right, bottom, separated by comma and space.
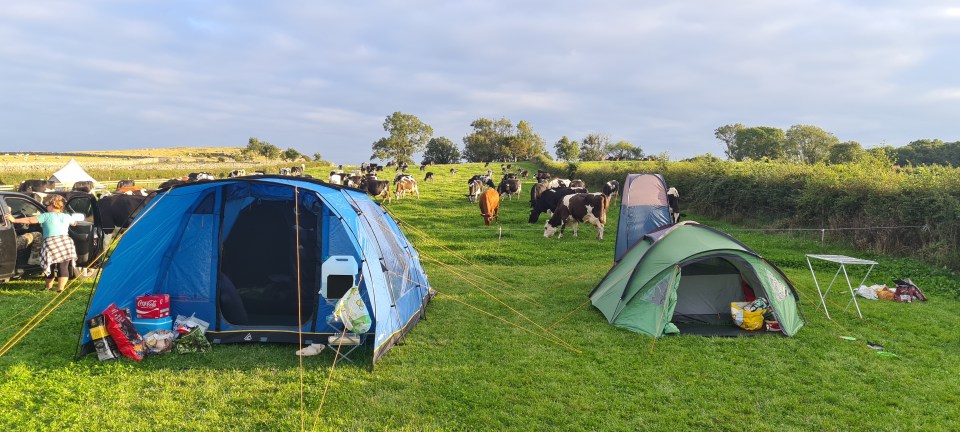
79, 176, 432, 366
614, 174, 672, 262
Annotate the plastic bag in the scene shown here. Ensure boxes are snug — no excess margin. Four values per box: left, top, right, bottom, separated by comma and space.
731, 302, 765, 331
333, 286, 371, 333
174, 327, 212, 354
856, 285, 879, 300
173, 314, 210, 336
143, 330, 177, 354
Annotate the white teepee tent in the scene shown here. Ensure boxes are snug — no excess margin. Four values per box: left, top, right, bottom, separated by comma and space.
49, 159, 101, 189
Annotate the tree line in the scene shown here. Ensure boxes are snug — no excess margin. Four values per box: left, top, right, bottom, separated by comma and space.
715, 123, 960, 166
369, 111, 648, 165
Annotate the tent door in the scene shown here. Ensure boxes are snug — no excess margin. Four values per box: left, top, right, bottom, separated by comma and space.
219, 198, 320, 327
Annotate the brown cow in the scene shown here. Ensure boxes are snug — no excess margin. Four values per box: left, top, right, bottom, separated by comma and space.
543, 193, 609, 240
394, 177, 419, 199
478, 188, 500, 226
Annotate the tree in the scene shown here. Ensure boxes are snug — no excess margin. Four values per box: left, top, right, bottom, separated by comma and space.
579, 133, 609, 161
731, 127, 787, 161
893, 139, 960, 166
370, 112, 433, 165
462, 117, 513, 162
606, 140, 644, 160
827, 141, 866, 164
785, 125, 839, 164
423, 137, 462, 164
554, 136, 580, 161
241, 137, 282, 159
513, 120, 548, 160
312, 152, 323, 162
282, 148, 304, 161
715, 123, 745, 159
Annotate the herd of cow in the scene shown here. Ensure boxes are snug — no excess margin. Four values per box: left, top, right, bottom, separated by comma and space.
469, 168, 622, 240
15, 164, 311, 234
17, 162, 681, 244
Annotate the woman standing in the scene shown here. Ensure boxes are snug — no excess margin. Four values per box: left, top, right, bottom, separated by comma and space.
5, 195, 77, 292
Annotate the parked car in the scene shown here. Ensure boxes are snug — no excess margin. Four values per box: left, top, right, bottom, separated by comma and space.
0, 191, 107, 283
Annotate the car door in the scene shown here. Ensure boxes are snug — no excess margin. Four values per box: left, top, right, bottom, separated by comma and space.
64, 193, 104, 267
4, 195, 46, 274
0, 198, 17, 281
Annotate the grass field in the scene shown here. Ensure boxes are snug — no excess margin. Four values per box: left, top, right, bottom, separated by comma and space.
1, 162, 958, 431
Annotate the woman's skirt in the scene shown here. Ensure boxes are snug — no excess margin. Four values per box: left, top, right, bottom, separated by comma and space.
40, 235, 78, 278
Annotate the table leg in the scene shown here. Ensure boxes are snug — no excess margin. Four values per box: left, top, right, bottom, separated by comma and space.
807, 256, 832, 320
840, 264, 864, 319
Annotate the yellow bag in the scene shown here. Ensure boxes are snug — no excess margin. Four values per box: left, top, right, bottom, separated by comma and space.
731, 302, 766, 331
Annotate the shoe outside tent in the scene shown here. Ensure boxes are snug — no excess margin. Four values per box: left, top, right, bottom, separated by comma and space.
613, 173, 671, 262
78, 176, 432, 366
49, 159, 102, 190
591, 222, 803, 337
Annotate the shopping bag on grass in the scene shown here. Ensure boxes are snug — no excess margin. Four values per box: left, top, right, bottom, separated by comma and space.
731, 302, 765, 331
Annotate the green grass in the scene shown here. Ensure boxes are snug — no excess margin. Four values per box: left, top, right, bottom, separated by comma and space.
1, 162, 959, 431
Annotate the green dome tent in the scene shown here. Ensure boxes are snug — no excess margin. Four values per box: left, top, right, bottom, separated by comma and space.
589, 222, 803, 337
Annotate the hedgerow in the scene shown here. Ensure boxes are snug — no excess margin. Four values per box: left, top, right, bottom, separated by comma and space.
532, 154, 960, 269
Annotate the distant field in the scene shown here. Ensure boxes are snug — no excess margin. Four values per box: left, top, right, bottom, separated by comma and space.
0, 147, 326, 187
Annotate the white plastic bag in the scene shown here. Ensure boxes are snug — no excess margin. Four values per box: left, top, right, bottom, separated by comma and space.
333, 286, 371, 333
856, 285, 879, 300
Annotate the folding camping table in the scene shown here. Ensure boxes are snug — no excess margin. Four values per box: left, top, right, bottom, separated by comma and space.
805, 254, 877, 320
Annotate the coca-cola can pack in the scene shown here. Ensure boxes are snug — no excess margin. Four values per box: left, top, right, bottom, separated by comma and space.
135, 294, 170, 319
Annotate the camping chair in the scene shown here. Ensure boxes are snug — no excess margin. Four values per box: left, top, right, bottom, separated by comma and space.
327, 285, 371, 366
327, 330, 366, 364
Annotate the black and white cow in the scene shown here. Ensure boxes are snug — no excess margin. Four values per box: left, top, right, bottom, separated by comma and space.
529, 187, 587, 223
449, 168, 457, 175
71, 181, 95, 193
97, 193, 153, 234
602, 180, 620, 202
543, 193, 609, 240
568, 179, 586, 190
279, 167, 291, 176
290, 165, 305, 176
535, 170, 552, 183
546, 178, 571, 189
228, 169, 247, 177
530, 182, 551, 208
329, 170, 344, 185
188, 172, 215, 181
667, 187, 681, 223
158, 178, 187, 189
467, 179, 484, 203
424, 172, 434, 182
18, 179, 56, 193
497, 178, 521, 200
467, 174, 494, 187
364, 179, 391, 202
116, 179, 136, 191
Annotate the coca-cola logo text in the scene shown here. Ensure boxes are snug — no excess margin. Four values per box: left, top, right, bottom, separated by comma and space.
137, 299, 158, 309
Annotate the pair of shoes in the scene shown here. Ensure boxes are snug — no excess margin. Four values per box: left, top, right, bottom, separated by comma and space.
295, 343, 325, 356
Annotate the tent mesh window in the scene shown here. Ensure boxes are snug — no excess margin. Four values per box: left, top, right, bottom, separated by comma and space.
219, 197, 320, 326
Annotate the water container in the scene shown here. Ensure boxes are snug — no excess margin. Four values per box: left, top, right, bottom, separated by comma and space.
320, 255, 358, 299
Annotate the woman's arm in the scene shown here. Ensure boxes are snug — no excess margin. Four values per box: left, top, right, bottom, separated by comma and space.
5, 214, 39, 224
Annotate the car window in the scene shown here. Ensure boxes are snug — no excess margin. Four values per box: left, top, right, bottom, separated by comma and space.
66, 196, 94, 221
7, 197, 44, 218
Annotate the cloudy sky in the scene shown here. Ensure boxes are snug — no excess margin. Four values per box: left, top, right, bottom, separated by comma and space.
2, 1, 959, 164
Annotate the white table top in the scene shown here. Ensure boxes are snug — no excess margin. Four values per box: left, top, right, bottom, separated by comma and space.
806, 254, 878, 265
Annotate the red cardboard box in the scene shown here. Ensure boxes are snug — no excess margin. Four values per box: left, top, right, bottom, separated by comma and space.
135, 294, 170, 319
